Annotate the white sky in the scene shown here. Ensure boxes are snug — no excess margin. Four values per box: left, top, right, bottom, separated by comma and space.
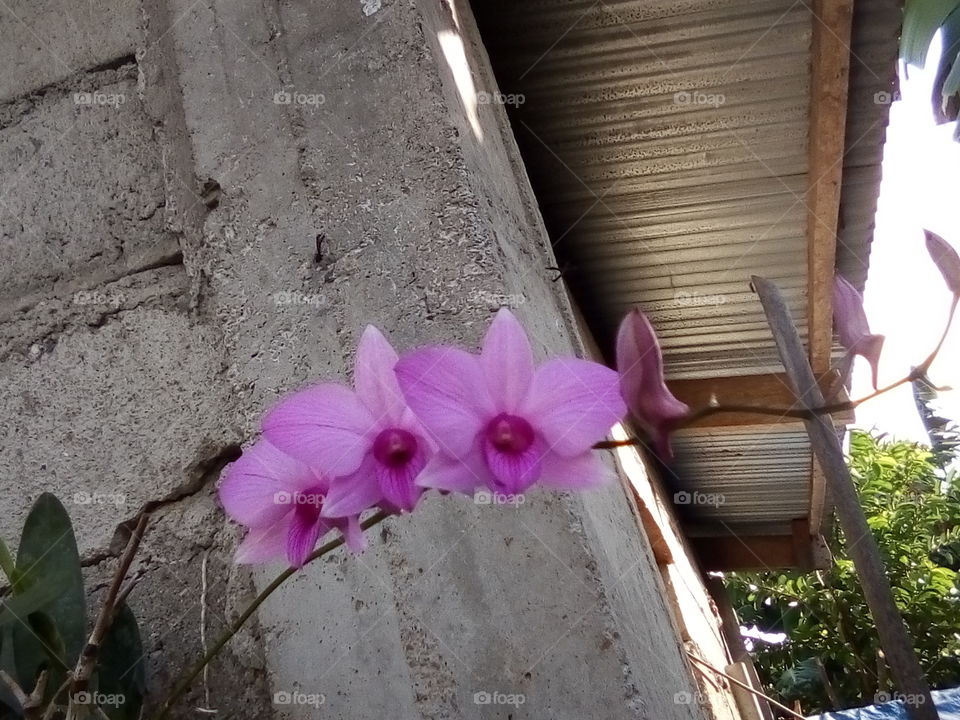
852, 34, 960, 443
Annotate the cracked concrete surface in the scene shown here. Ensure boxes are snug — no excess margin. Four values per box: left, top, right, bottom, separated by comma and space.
0, 0, 707, 718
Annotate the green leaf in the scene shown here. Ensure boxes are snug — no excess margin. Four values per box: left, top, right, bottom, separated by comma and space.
935, 5, 960, 117
0, 581, 64, 629
96, 603, 145, 720
901, 0, 960, 68
12, 494, 86, 697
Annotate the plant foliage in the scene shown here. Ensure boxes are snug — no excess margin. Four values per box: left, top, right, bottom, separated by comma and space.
0, 494, 144, 719
725, 432, 960, 714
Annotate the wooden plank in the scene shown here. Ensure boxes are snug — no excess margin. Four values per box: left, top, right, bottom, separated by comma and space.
807, 0, 854, 375
630, 487, 673, 566
753, 276, 936, 720
693, 534, 809, 571
668, 372, 853, 428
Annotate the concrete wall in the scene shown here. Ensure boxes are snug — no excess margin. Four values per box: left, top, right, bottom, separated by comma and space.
0, 0, 714, 717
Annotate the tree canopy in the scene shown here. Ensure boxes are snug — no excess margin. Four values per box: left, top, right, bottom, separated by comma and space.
725, 431, 960, 714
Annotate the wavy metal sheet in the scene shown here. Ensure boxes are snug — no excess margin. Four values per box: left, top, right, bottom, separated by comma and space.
669, 425, 811, 526
474, 0, 814, 379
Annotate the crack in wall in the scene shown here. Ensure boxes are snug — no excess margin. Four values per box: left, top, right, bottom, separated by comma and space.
81, 442, 241, 566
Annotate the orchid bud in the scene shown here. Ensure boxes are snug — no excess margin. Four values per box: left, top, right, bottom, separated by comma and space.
925, 230, 960, 296
615, 309, 689, 460
833, 274, 885, 389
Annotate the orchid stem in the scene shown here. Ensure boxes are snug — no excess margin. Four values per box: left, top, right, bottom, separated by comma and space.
150, 510, 389, 720
918, 294, 958, 373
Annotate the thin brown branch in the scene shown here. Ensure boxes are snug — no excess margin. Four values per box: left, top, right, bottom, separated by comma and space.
918, 294, 959, 373
686, 652, 807, 720
41, 676, 73, 720
71, 512, 150, 697
1, 670, 29, 710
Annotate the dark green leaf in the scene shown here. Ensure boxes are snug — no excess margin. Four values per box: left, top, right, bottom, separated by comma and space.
901, 0, 960, 67
12, 493, 85, 698
96, 603, 145, 720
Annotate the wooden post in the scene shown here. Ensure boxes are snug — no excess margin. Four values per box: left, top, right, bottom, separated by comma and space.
752, 276, 938, 720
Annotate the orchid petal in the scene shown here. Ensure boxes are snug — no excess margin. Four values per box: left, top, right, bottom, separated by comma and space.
615, 310, 689, 453
521, 358, 626, 457
853, 333, 885, 390
286, 504, 327, 568
235, 517, 291, 564
539, 450, 616, 490
481, 309, 534, 411
263, 384, 374, 476
355, 326, 407, 425
219, 441, 314, 528
833, 275, 885, 389
481, 437, 544, 495
415, 449, 488, 495
375, 447, 427, 513
339, 516, 367, 553
395, 347, 493, 457
833, 275, 873, 350
925, 230, 960, 296
321, 458, 384, 518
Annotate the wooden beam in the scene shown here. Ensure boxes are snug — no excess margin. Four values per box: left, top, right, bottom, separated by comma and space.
690, 518, 830, 572
629, 487, 673, 566
668, 372, 853, 428
754, 276, 936, 720
693, 534, 797, 571
807, 0, 854, 375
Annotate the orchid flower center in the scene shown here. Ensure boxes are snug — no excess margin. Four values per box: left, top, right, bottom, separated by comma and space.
372, 428, 418, 468
485, 413, 535, 454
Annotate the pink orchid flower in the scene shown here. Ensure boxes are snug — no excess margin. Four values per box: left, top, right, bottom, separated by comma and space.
833, 274, 885, 389
925, 230, 960, 296
219, 440, 364, 567
395, 309, 626, 496
615, 309, 689, 460
263, 326, 432, 517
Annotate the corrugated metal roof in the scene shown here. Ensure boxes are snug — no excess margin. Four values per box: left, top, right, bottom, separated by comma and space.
474, 0, 813, 379
836, 0, 900, 290
670, 425, 811, 526
471, 0, 897, 547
